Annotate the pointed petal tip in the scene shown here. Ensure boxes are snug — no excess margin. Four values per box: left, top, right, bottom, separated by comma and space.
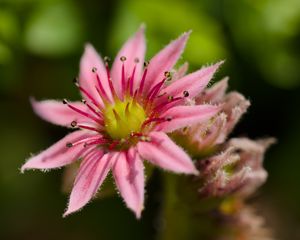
192, 168, 200, 175
180, 30, 191, 41
63, 204, 80, 218
20, 165, 26, 174
84, 42, 94, 50
138, 23, 146, 32
134, 205, 144, 219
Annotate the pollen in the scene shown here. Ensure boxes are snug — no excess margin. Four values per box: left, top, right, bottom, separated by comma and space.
104, 97, 146, 140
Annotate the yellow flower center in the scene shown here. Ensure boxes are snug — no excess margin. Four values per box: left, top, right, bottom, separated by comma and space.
104, 98, 146, 140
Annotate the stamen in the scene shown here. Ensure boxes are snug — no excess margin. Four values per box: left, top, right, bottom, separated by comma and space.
153, 96, 182, 113
138, 65, 148, 95
144, 78, 167, 109
95, 73, 110, 103
74, 82, 100, 107
85, 102, 103, 119
92, 67, 97, 73
83, 138, 108, 147
121, 60, 126, 97
63, 100, 101, 124
67, 136, 102, 148
77, 124, 101, 133
147, 78, 167, 101
105, 60, 111, 86
157, 92, 167, 98
128, 64, 136, 96
142, 117, 165, 128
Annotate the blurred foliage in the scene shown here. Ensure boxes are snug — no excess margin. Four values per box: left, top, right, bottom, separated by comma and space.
0, 0, 300, 239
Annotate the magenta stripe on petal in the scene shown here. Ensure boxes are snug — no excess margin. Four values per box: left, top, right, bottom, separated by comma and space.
111, 25, 146, 98
112, 148, 144, 218
143, 32, 190, 94
31, 98, 90, 127
161, 61, 223, 101
64, 152, 111, 216
156, 104, 221, 133
21, 131, 95, 172
79, 44, 112, 103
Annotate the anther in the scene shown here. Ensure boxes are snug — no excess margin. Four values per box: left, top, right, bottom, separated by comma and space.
81, 99, 87, 104
66, 142, 73, 148
71, 121, 77, 127
120, 56, 127, 62
183, 90, 189, 97
168, 95, 174, 101
104, 56, 110, 62
134, 58, 140, 63
165, 116, 172, 121
164, 71, 171, 77
143, 61, 149, 67
92, 67, 97, 73
62, 99, 68, 104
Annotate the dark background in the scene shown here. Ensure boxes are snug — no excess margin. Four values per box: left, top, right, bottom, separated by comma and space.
0, 0, 299, 239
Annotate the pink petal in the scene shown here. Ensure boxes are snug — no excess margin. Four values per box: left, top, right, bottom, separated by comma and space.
31, 98, 89, 127
137, 131, 198, 174
172, 62, 189, 80
21, 131, 94, 172
64, 151, 111, 216
112, 148, 144, 218
162, 61, 223, 100
197, 77, 229, 104
79, 44, 112, 103
111, 25, 146, 97
143, 32, 190, 94
156, 105, 221, 132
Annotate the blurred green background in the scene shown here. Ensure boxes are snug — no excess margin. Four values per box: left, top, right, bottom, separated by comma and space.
0, 0, 299, 239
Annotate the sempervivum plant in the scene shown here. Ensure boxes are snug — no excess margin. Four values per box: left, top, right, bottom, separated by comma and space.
22, 26, 223, 218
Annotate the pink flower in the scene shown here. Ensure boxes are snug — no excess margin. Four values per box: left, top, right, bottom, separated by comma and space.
22, 26, 221, 218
